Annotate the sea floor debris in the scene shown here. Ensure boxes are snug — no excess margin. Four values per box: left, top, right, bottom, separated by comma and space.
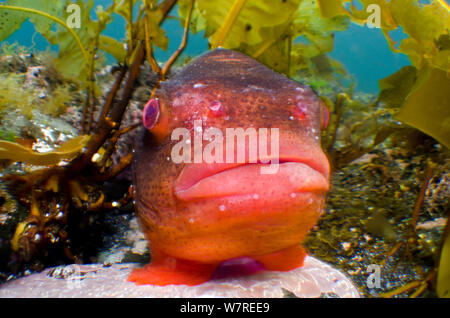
304, 135, 449, 298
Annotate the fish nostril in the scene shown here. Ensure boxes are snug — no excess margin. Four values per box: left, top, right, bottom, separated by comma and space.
143, 98, 160, 130
208, 100, 225, 117
292, 102, 307, 121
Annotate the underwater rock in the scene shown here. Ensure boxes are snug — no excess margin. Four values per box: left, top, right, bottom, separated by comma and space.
24, 66, 44, 87
96, 214, 149, 265
0, 53, 35, 74
0, 256, 359, 298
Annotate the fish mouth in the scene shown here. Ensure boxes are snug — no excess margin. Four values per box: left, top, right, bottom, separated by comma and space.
174, 139, 330, 201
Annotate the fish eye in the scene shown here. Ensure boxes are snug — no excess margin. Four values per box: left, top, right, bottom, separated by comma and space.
320, 103, 329, 130
142, 98, 170, 142
143, 98, 160, 130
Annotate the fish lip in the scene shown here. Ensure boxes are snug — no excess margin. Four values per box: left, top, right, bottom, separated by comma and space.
173, 141, 330, 201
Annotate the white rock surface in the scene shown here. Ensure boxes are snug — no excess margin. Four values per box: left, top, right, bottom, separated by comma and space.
0, 256, 359, 298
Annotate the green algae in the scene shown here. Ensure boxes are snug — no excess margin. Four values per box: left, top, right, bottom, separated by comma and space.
0, 72, 75, 119
0, 73, 33, 119
0, 0, 127, 101
179, 0, 350, 75
315, 0, 450, 149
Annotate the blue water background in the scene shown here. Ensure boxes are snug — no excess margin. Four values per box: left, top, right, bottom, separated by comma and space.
3, 0, 443, 93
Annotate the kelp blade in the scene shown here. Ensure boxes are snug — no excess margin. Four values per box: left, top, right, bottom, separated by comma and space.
0, 135, 90, 166
394, 65, 450, 149
437, 230, 450, 298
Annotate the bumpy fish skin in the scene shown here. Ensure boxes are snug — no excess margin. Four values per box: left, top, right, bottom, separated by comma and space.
129, 48, 330, 286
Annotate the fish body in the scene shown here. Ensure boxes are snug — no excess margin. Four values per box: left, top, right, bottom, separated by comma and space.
129, 48, 330, 286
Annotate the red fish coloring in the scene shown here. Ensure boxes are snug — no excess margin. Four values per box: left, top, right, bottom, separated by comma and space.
128, 48, 330, 286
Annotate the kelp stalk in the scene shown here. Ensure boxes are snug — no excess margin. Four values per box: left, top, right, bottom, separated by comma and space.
97, 67, 128, 123
82, 33, 102, 134
211, 0, 247, 48
327, 93, 347, 153
159, 0, 178, 21
67, 44, 145, 176
128, 0, 134, 53
144, 17, 162, 74
161, 0, 194, 79
409, 161, 436, 232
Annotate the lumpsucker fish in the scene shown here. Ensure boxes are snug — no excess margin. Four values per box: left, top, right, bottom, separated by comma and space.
129, 48, 330, 286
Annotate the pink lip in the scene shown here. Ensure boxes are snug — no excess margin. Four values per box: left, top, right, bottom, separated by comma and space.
174, 138, 330, 201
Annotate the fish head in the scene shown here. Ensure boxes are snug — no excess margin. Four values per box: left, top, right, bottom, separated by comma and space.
132, 48, 330, 262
